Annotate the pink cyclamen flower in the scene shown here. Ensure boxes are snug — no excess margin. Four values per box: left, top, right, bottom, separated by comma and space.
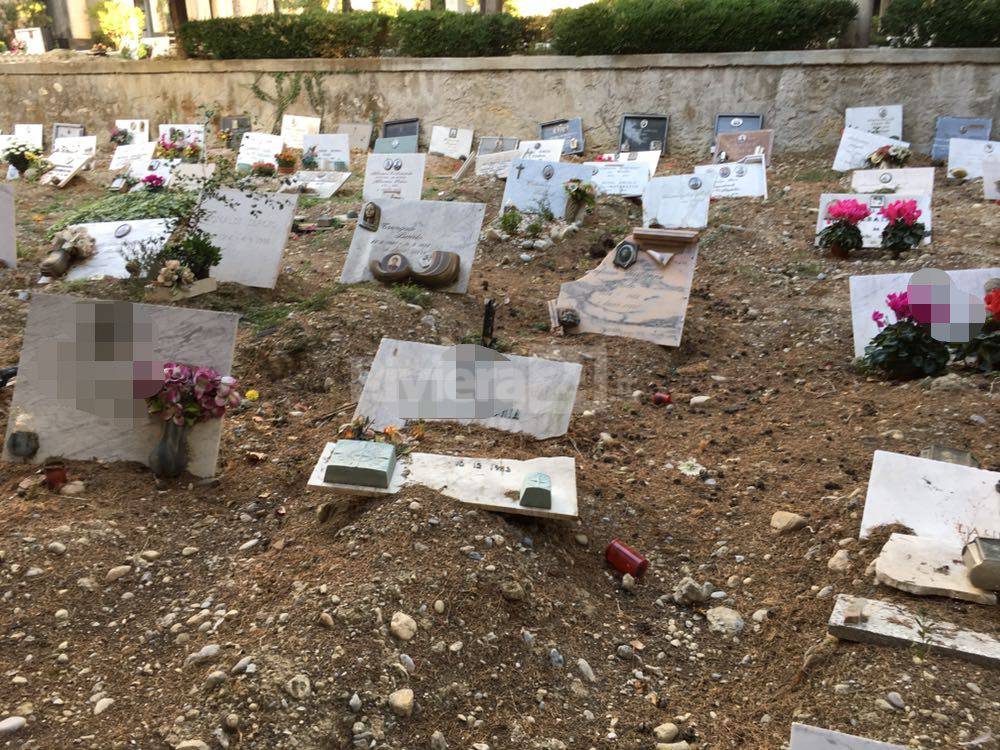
872, 310, 886, 329
827, 198, 871, 225
880, 199, 921, 226
886, 291, 911, 321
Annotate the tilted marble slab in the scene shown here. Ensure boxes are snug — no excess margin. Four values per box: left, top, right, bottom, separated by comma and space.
64, 219, 173, 281
832, 128, 910, 173
2, 293, 238, 477
828, 594, 1000, 668
875, 533, 996, 605
790, 723, 906, 750
309, 444, 577, 519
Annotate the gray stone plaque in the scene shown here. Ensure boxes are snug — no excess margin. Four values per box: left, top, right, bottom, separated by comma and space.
931, 116, 993, 161
500, 159, 595, 219
619, 113, 668, 153
373, 136, 419, 154
51, 122, 85, 143
477, 136, 520, 155
539, 118, 584, 155
519, 471, 552, 509
383, 118, 420, 139
323, 439, 396, 488
220, 115, 251, 149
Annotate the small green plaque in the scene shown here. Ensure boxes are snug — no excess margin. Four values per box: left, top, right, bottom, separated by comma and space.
324, 439, 396, 488
519, 472, 552, 509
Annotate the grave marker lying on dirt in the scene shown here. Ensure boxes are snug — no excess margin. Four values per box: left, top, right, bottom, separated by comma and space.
874, 533, 996, 605
790, 723, 906, 749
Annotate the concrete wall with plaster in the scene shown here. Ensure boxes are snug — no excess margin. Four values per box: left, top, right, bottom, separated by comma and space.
1, 48, 997, 154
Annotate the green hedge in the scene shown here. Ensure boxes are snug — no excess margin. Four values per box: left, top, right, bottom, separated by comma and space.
178, 11, 391, 59
179, 10, 533, 59
880, 0, 999, 47
551, 0, 858, 55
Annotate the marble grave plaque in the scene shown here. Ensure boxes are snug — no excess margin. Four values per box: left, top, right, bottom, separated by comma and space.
236, 132, 283, 170
373, 136, 419, 154
110, 142, 156, 172
583, 161, 649, 197
816, 193, 931, 249
429, 126, 474, 160
713, 114, 763, 138
282, 171, 351, 199
983, 159, 1000, 200
383, 118, 420, 139
63, 219, 173, 281
475, 149, 520, 179
341, 199, 484, 293
947, 137, 1000, 180
875, 533, 996, 605
500, 159, 595, 219
477, 136, 519, 155
519, 140, 564, 162
51, 123, 84, 142
931, 116, 992, 161
850, 167, 934, 195
845, 105, 903, 139
642, 173, 716, 228
332, 122, 374, 151
39, 152, 89, 188
114, 119, 150, 143
362, 153, 426, 202
280, 114, 321, 150
14, 27, 46, 53
619, 113, 668, 153
597, 150, 660, 178
220, 115, 251, 149
714, 129, 773, 165
302, 134, 351, 171
13, 124, 43, 150
694, 159, 767, 198
158, 124, 206, 147
539, 118, 584, 156
1, 294, 238, 477
832, 128, 910, 173
790, 724, 906, 750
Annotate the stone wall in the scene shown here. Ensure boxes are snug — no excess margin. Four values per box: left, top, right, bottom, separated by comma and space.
1, 48, 998, 154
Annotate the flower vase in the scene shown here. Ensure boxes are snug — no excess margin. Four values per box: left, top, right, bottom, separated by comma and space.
565, 199, 584, 224
828, 243, 850, 260
278, 165, 295, 175
149, 420, 189, 478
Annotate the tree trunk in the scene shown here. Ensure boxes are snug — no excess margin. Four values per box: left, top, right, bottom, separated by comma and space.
341, 0, 351, 10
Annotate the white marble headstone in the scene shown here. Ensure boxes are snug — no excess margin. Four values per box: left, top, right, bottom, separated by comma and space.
850, 167, 934, 195
475, 149, 520, 179
518, 140, 564, 162
14, 27, 46, 54
158, 124, 206, 147
694, 159, 767, 198
860, 450, 1000, 552
597, 150, 660, 178
849, 267, 999, 356
64, 219, 173, 281
428, 126, 474, 160
832, 128, 910, 173
39, 152, 90, 188
642, 173, 717, 228
583, 161, 649, 197
500, 159, 594, 219
362, 154, 426, 202
236, 132, 283, 170
341, 199, 484, 293
13, 124, 43, 150
197, 189, 298, 289
790, 723, 906, 750
1, 294, 238, 477
947, 137, 1000, 180
0, 185, 14, 269
354, 338, 581, 439
52, 135, 98, 168
332, 122, 374, 152
302, 134, 351, 170
110, 142, 156, 172
280, 114, 321, 150
984, 159, 1000, 200
115, 119, 150, 143
816, 193, 931, 249
844, 105, 903, 140
284, 171, 351, 198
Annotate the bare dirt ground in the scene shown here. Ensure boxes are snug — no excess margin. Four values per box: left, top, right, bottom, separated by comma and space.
0, 144, 998, 750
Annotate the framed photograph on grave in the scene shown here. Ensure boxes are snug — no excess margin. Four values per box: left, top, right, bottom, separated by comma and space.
383, 118, 420, 140
618, 113, 668, 153
478, 136, 519, 156
713, 114, 764, 138
52, 123, 85, 143
539, 118, 584, 156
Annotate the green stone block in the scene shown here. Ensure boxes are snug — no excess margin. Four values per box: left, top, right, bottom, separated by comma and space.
519, 472, 552, 509
324, 439, 396, 488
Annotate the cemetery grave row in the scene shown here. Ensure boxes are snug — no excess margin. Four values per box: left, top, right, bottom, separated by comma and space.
0, 93, 997, 749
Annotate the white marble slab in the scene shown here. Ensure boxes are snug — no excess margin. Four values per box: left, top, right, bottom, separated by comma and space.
845, 105, 903, 140
475, 149, 520, 179
694, 159, 767, 198
158, 124, 205, 147
309, 444, 578, 519
0, 185, 14, 269
500, 159, 594, 219
597, 150, 660, 178
115, 119, 150, 143
285, 171, 351, 198
302, 134, 351, 170
850, 167, 934, 195
642, 173, 716, 228
429, 126, 474, 160
14, 124, 43, 150
833, 128, 910, 173
875, 533, 996, 605
1, 293, 238, 477
518, 140, 564, 162
860, 450, 1000, 552
341, 199, 484, 293
583, 161, 649, 197
52, 136, 97, 169
848, 267, 1000, 356
362, 153, 426, 202
110, 142, 156, 172
127, 157, 179, 188
64, 219, 173, 281
984, 159, 1000, 200
280, 114, 321, 150
828, 594, 1000, 668
197, 189, 298, 289
236, 132, 283, 170
354, 338, 581, 439
332, 122, 374, 152
170, 163, 216, 191
947, 137, 1000, 180
816, 193, 931, 249
39, 152, 89, 188
14, 27, 45, 53
791, 723, 906, 750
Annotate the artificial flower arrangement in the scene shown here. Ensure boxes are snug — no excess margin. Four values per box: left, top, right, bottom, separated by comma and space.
110, 127, 133, 146
300, 146, 319, 170
153, 135, 185, 159
866, 143, 911, 169
91, 42, 110, 56
141, 174, 165, 192
953, 282, 1000, 373
817, 198, 870, 259
154, 259, 195, 290
564, 178, 597, 222
217, 129, 233, 147
863, 290, 949, 379
252, 161, 276, 177
879, 199, 926, 258
182, 142, 202, 163
8, 39, 27, 54
337, 415, 421, 455
2, 141, 43, 174
275, 148, 297, 173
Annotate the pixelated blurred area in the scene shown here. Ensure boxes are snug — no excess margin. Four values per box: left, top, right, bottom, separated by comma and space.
908, 268, 988, 343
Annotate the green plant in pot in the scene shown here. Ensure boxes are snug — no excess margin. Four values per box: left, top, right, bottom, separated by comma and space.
879, 199, 926, 259
863, 290, 950, 380
146, 363, 241, 479
817, 198, 869, 259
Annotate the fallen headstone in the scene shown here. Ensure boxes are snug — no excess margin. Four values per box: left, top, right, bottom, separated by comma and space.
618, 113, 668, 153
641, 173, 716, 228
539, 117, 584, 155
500, 159, 594, 220
322, 439, 397, 488
874, 532, 996, 605
302, 133, 351, 171
790, 723, 906, 749
833, 128, 910, 173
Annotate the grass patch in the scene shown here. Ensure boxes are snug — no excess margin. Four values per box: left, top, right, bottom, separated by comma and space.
393, 283, 433, 308
796, 168, 839, 183
298, 285, 346, 313
241, 301, 294, 332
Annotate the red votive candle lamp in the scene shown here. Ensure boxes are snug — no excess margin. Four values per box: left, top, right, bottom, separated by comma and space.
44, 460, 67, 492
605, 539, 649, 578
